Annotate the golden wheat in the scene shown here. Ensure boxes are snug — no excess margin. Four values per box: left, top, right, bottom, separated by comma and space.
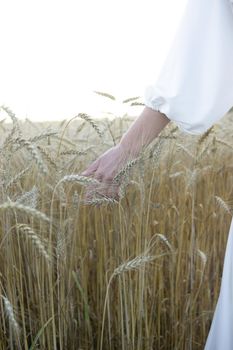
0, 105, 232, 350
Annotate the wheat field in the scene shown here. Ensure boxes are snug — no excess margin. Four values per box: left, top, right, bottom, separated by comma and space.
0, 99, 233, 350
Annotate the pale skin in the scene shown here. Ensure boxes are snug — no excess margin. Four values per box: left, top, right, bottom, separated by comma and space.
80, 106, 171, 202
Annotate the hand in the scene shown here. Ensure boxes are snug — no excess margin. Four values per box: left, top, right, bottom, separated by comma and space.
80, 107, 169, 205
80, 143, 133, 204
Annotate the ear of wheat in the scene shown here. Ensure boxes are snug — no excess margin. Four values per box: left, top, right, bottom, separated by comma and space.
77, 113, 103, 139
14, 137, 48, 175
0, 200, 50, 223
17, 224, 52, 263
5, 165, 32, 190
113, 255, 156, 275
16, 186, 38, 209
60, 174, 100, 185
214, 195, 232, 215
1, 295, 20, 337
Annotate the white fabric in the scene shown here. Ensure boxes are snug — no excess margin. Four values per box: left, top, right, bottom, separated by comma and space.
144, 0, 233, 135
204, 218, 233, 349
144, 0, 233, 348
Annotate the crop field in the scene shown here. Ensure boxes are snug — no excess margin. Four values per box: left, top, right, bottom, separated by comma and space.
0, 101, 233, 350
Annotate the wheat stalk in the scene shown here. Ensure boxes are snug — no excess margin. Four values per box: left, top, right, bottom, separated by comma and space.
113, 157, 139, 184
60, 174, 100, 186
186, 168, 199, 188
14, 137, 48, 175
81, 195, 119, 206
215, 138, 233, 150
113, 255, 156, 275
77, 113, 103, 139
17, 224, 51, 263
197, 249, 207, 266
155, 233, 174, 252
198, 125, 215, 145
0, 123, 19, 153
1, 295, 20, 337
169, 171, 184, 178
5, 165, 32, 190
28, 130, 58, 143
60, 149, 87, 156
122, 96, 141, 104
36, 145, 58, 170
176, 143, 195, 159
100, 250, 166, 349
56, 230, 67, 260
0, 200, 50, 223
130, 102, 145, 106
0, 105, 20, 127
214, 195, 232, 215
93, 90, 116, 101
196, 144, 210, 162
16, 185, 38, 209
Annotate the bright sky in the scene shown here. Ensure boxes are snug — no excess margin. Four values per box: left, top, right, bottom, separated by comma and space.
0, 0, 187, 121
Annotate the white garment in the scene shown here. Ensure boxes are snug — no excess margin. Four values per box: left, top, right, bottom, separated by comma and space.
204, 219, 233, 349
144, 0, 233, 348
144, 0, 233, 135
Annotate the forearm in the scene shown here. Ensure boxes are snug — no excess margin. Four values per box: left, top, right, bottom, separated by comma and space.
119, 106, 170, 158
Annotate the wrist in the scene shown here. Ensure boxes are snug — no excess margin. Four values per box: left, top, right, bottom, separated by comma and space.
119, 136, 141, 159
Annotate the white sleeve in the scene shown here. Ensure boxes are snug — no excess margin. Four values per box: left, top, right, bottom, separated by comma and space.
144, 0, 233, 135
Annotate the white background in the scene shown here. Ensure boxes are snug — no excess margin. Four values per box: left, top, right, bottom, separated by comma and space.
0, 0, 187, 121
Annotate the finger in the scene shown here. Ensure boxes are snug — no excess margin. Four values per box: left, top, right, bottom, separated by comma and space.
82, 181, 101, 204
81, 159, 99, 176
94, 172, 103, 182
82, 171, 106, 202
94, 180, 119, 202
82, 178, 120, 204
83, 183, 98, 199
106, 182, 120, 201
82, 183, 106, 204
